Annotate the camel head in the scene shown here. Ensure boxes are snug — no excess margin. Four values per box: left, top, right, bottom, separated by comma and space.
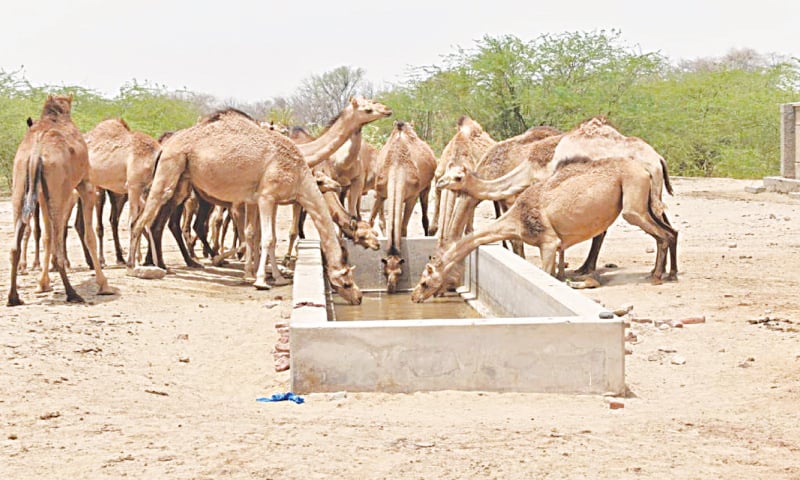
352, 221, 380, 250
328, 265, 362, 305
41, 94, 73, 119
411, 262, 445, 303
261, 120, 289, 136
382, 253, 405, 293
457, 115, 486, 137
348, 97, 393, 125
288, 126, 315, 144
313, 171, 342, 193
435, 164, 468, 191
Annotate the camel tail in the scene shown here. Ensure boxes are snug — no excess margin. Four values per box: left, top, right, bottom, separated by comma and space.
22, 155, 44, 222
385, 166, 402, 253
647, 182, 675, 234
144, 149, 163, 196
660, 157, 674, 196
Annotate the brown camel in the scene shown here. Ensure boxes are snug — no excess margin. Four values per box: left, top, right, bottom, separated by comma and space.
429, 116, 497, 243
438, 117, 677, 277
411, 156, 678, 302
126, 108, 367, 304
8, 95, 113, 306
370, 121, 436, 292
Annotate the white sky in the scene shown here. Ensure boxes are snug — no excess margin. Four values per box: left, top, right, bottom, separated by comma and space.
3, 0, 798, 103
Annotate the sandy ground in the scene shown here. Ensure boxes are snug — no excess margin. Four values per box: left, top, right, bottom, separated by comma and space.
1, 176, 799, 479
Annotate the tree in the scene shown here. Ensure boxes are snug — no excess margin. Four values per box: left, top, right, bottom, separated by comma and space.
291, 66, 374, 126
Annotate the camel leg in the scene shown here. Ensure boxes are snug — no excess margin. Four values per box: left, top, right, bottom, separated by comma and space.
209, 206, 224, 254
620, 204, 675, 285
368, 197, 385, 235
128, 155, 185, 270
39, 188, 83, 301
428, 186, 441, 237
285, 203, 302, 265
95, 189, 108, 267
20, 218, 31, 275
220, 208, 233, 252
575, 232, 607, 275
32, 202, 41, 271
192, 196, 216, 258
256, 199, 289, 289
7, 204, 30, 306
76, 181, 112, 296
109, 191, 128, 265
401, 198, 416, 237
418, 186, 431, 236
242, 204, 258, 283
35, 199, 53, 294
662, 212, 679, 281
539, 236, 562, 278
72, 196, 94, 269
347, 178, 365, 220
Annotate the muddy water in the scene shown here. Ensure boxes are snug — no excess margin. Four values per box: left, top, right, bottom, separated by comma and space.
332, 291, 481, 321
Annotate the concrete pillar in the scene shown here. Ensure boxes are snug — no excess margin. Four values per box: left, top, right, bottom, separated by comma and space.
780, 103, 799, 179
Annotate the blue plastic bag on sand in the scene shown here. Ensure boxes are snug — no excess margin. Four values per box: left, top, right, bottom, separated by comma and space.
256, 392, 305, 404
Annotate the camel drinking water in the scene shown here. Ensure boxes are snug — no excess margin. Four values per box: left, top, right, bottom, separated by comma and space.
411, 156, 678, 302
370, 121, 436, 292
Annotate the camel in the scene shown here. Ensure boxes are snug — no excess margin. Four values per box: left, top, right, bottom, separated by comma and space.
370, 121, 436, 292
295, 97, 392, 167
442, 126, 563, 257
411, 156, 678, 302
438, 117, 677, 277
83, 118, 160, 266
8, 94, 113, 306
126, 108, 367, 304
429, 116, 497, 242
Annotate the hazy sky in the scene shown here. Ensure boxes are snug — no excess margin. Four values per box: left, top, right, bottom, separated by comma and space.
3, 0, 798, 103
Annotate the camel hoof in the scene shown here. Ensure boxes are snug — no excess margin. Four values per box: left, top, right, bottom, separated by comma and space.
254, 281, 272, 291
665, 273, 678, 282
35, 285, 53, 294
18, 268, 28, 276
650, 276, 664, 286
130, 266, 167, 279
186, 260, 204, 269
566, 277, 601, 289
271, 277, 292, 287
67, 293, 86, 303
7, 296, 23, 307
97, 285, 115, 296
211, 255, 226, 267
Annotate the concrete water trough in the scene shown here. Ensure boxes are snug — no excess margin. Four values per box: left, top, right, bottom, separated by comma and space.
289, 237, 625, 395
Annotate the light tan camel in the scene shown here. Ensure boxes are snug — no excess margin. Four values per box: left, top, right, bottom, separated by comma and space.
8, 95, 113, 306
295, 97, 391, 167
126, 108, 364, 304
429, 116, 497, 242
442, 126, 563, 257
438, 117, 677, 277
411, 156, 678, 302
356, 138, 380, 212
370, 121, 437, 292
84, 118, 160, 266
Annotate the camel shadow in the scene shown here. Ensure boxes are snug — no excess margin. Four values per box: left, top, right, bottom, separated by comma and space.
566, 267, 673, 287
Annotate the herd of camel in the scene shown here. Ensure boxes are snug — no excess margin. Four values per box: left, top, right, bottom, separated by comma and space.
6, 94, 678, 307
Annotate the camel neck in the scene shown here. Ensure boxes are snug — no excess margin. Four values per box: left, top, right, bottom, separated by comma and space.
298, 173, 347, 268
298, 114, 355, 168
466, 161, 534, 201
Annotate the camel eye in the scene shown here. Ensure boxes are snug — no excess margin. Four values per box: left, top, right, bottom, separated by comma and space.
343, 282, 352, 288
420, 281, 428, 288
365, 108, 374, 114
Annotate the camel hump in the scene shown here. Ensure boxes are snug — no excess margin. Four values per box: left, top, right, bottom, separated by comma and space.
554, 155, 593, 171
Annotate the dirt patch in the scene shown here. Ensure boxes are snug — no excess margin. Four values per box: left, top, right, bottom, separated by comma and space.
1, 177, 799, 478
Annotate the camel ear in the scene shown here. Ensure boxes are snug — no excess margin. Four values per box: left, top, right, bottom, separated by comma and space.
26, 117, 33, 128
350, 97, 358, 107
399, 258, 405, 265
425, 264, 434, 274
381, 258, 388, 265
